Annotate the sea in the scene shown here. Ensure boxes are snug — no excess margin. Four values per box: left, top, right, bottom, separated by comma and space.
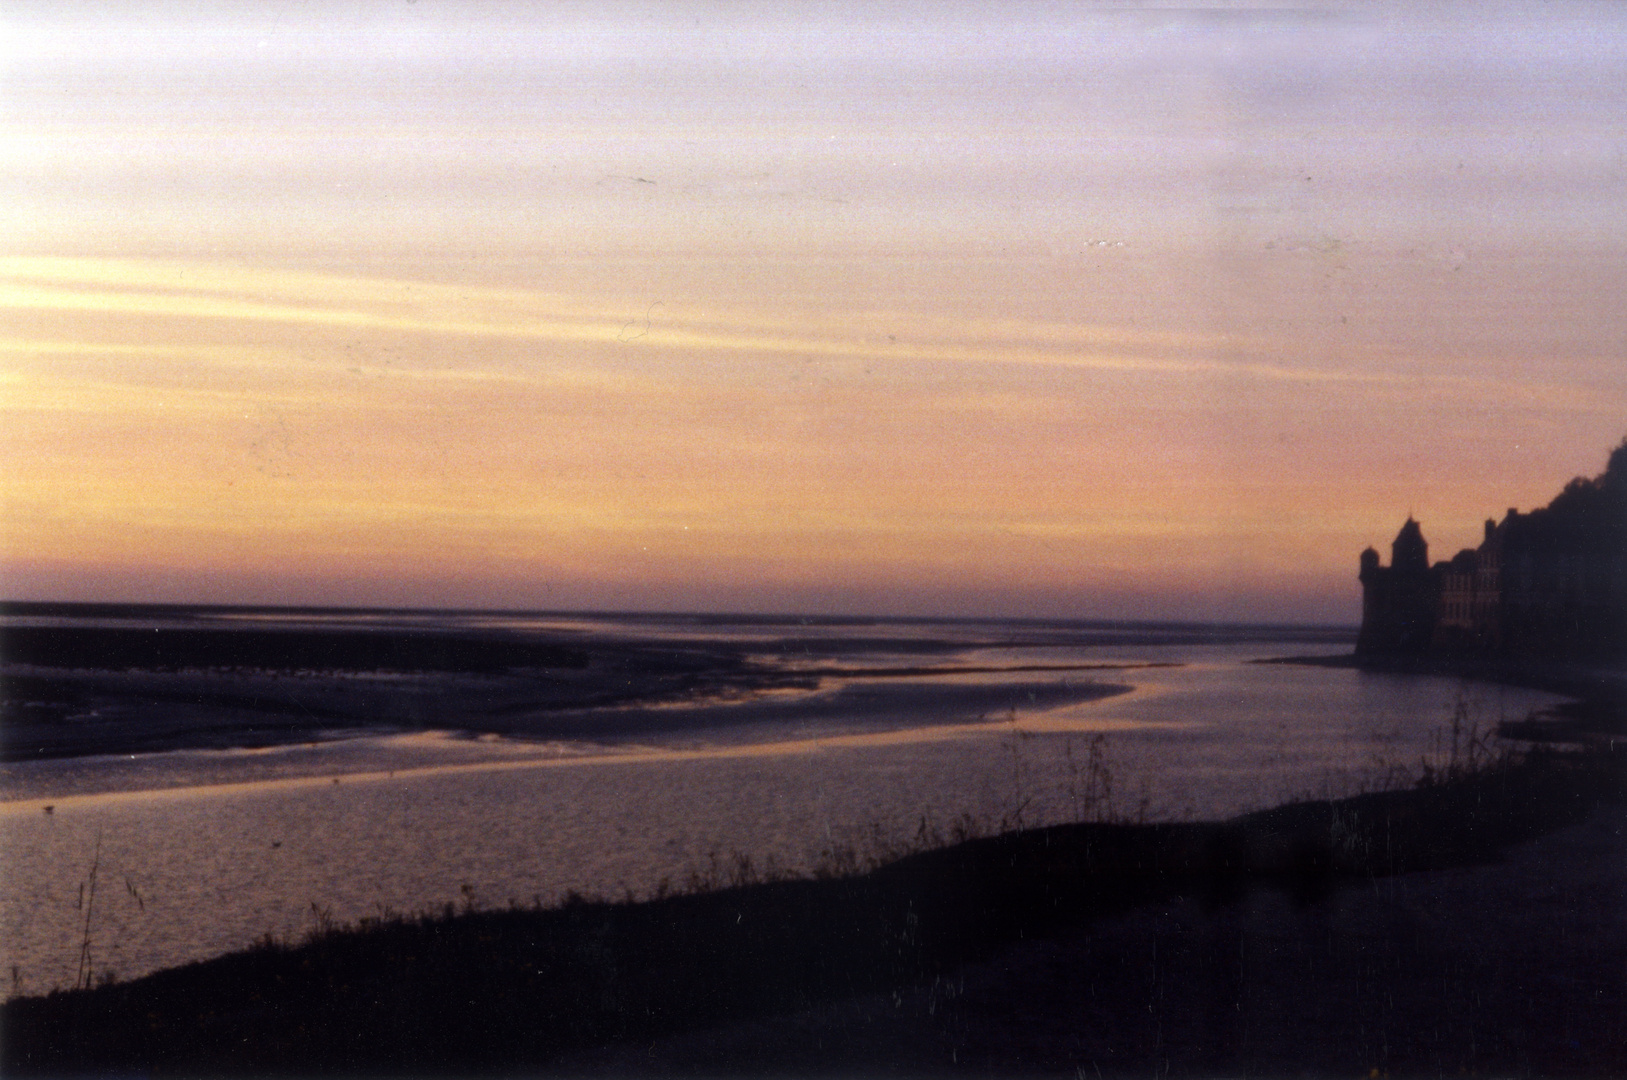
0, 607, 1570, 998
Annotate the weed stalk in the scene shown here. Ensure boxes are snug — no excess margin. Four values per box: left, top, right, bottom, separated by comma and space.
74, 834, 102, 992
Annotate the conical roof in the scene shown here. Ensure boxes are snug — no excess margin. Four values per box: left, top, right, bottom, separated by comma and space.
1391, 516, 1429, 570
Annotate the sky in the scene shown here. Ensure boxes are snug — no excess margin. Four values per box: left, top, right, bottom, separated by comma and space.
2, 2, 1624, 623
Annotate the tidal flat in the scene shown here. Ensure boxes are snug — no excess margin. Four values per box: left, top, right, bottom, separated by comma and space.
3, 607, 1616, 1075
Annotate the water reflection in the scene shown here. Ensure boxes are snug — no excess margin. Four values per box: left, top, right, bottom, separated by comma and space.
1, 639, 1565, 998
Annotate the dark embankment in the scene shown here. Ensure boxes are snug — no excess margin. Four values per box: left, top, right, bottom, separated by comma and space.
5, 746, 1623, 1077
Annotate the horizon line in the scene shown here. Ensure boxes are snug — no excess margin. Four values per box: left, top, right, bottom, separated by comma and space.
0, 598, 1360, 634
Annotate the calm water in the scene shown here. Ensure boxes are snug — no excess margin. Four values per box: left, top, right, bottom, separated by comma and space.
0, 612, 1566, 997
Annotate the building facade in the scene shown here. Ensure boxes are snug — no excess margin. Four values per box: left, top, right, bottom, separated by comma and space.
1356, 440, 1627, 666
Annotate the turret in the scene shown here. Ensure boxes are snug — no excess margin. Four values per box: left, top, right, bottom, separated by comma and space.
1391, 518, 1429, 573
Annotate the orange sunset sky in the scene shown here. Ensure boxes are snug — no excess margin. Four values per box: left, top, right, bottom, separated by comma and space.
2, 3, 1624, 622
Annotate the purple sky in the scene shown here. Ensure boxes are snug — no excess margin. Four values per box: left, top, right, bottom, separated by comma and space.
3, 3, 1625, 621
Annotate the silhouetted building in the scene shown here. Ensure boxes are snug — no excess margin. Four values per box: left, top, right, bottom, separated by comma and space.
1357, 518, 1436, 655
1356, 438, 1627, 667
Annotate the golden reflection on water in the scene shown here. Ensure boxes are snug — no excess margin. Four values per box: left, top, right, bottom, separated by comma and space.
0, 693, 1180, 817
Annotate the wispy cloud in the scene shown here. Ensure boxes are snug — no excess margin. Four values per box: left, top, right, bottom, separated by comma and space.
6, 258, 1618, 419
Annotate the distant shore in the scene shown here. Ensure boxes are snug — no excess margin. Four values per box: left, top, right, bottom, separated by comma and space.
0, 661, 1138, 764
0, 615, 1189, 762
6, 742, 1622, 1076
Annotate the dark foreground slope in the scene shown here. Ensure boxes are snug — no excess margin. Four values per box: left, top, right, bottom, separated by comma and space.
4, 748, 1623, 1077
604, 795, 1627, 1078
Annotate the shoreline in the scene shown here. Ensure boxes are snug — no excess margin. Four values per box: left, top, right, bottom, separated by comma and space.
0, 610, 1348, 764
1, 622, 1176, 764
1261, 649, 1627, 698
1261, 651, 1627, 744
581, 794, 1627, 1077
0, 673, 1140, 767
5, 743, 1622, 1076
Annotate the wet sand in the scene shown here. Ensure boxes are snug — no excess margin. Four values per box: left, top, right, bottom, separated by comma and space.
2, 620, 1162, 762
